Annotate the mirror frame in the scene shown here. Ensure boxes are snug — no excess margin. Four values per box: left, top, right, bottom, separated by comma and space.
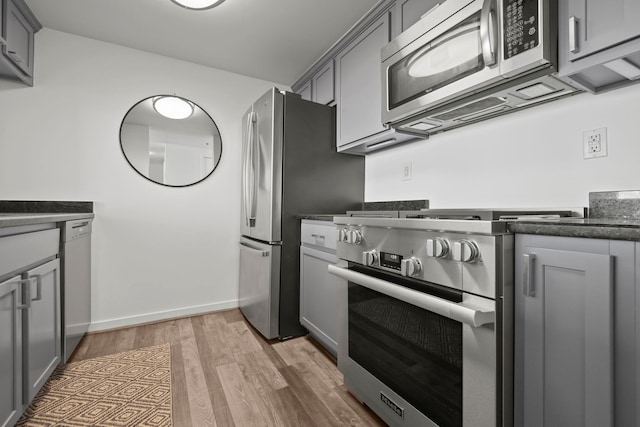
119, 95, 223, 188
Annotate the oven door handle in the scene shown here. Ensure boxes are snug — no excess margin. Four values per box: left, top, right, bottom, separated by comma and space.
328, 264, 495, 328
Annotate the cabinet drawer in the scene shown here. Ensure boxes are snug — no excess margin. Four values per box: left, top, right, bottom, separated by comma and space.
301, 221, 337, 250
0, 228, 59, 276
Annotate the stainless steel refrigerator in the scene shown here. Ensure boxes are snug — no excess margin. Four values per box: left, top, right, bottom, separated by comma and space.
239, 88, 364, 340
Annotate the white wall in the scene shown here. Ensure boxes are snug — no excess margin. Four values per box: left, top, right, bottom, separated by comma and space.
365, 83, 640, 208
0, 29, 278, 330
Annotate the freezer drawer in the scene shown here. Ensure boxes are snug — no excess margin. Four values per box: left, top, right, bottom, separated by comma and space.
238, 237, 281, 339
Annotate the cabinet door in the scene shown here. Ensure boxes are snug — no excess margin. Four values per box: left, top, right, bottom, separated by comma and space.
0, 275, 23, 427
335, 9, 391, 147
396, 0, 440, 34
312, 61, 335, 105
23, 258, 61, 403
0, 1, 5, 46
515, 245, 614, 427
3, 0, 35, 77
299, 245, 338, 355
298, 80, 312, 102
563, 0, 640, 62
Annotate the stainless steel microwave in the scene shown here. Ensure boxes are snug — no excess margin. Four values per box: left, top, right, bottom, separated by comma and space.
381, 0, 578, 136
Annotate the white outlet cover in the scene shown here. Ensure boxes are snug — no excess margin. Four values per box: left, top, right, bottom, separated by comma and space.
583, 127, 608, 159
402, 162, 412, 181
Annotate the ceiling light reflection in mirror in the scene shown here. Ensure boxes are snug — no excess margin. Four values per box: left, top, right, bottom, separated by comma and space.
120, 95, 222, 187
170, 0, 225, 10
153, 96, 195, 119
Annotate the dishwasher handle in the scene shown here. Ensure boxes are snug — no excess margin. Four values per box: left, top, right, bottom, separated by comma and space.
65, 219, 92, 241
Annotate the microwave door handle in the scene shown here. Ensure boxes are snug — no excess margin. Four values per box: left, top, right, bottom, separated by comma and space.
327, 264, 495, 327
480, 0, 498, 67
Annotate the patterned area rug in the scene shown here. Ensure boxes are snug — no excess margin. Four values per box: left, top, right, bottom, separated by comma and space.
17, 343, 172, 427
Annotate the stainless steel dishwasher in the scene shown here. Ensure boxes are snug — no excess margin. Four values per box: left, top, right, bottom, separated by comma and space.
61, 218, 92, 362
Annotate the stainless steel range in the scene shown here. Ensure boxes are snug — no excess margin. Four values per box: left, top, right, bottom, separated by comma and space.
328, 208, 577, 427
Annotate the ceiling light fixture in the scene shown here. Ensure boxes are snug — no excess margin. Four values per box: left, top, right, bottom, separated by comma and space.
153, 96, 194, 120
170, 0, 225, 10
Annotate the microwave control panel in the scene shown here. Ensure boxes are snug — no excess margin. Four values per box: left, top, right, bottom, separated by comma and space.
503, 0, 539, 59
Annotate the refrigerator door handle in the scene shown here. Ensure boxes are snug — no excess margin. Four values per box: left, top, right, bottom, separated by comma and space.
243, 112, 253, 227
240, 241, 270, 256
248, 111, 258, 225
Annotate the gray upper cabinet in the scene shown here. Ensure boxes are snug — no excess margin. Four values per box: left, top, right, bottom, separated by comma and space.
311, 61, 335, 106
395, 0, 439, 33
298, 80, 312, 102
558, 0, 640, 93
335, 9, 391, 149
290, 0, 440, 155
0, 0, 41, 86
296, 61, 335, 105
515, 234, 639, 427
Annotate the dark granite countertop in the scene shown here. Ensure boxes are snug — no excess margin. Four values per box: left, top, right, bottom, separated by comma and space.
0, 200, 94, 228
299, 214, 339, 222
508, 217, 640, 241
510, 190, 640, 240
0, 212, 95, 228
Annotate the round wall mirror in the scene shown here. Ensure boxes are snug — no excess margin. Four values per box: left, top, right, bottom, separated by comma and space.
120, 95, 222, 187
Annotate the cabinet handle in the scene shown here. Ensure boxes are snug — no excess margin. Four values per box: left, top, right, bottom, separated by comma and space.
7, 50, 24, 64
569, 16, 579, 54
31, 274, 43, 302
311, 234, 325, 239
523, 253, 536, 297
11, 278, 34, 310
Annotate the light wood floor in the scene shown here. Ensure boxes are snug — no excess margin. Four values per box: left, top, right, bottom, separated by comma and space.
70, 309, 386, 427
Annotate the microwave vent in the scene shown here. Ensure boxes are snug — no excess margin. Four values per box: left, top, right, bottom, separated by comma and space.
431, 97, 506, 122
409, 121, 440, 131
458, 105, 510, 122
514, 82, 560, 100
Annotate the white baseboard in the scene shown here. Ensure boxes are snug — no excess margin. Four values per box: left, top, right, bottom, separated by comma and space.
87, 299, 239, 332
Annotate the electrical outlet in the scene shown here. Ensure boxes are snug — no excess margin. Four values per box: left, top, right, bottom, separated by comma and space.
583, 127, 608, 159
402, 162, 412, 181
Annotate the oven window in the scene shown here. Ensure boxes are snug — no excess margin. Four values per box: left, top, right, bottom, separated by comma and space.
388, 14, 484, 110
349, 282, 462, 427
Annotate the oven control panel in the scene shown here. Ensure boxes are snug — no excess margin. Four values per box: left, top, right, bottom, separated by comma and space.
339, 226, 480, 264
335, 222, 507, 299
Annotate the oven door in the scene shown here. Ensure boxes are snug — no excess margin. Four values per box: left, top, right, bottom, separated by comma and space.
329, 262, 499, 427
382, 0, 503, 125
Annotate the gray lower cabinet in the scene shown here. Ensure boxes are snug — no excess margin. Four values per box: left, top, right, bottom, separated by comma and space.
515, 234, 638, 426
300, 220, 338, 356
558, 0, 640, 92
23, 259, 61, 403
0, 227, 60, 426
0, 275, 22, 427
0, 0, 41, 86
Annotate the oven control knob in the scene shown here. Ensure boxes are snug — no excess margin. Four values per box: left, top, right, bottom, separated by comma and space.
426, 238, 450, 258
362, 250, 378, 266
338, 228, 349, 243
453, 240, 479, 263
348, 230, 363, 245
400, 257, 422, 277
